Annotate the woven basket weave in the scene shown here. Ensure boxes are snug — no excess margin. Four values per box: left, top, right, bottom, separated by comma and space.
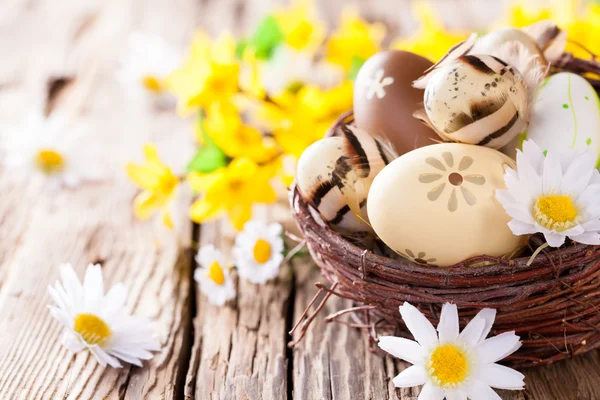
290, 54, 600, 369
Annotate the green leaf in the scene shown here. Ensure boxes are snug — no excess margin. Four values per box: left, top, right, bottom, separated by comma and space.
251, 15, 285, 60
187, 146, 228, 174
348, 56, 366, 81
235, 39, 248, 60
187, 110, 228, 174
196, 111, 215, 146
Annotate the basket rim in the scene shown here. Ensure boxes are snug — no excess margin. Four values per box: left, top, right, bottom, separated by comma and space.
291, 185, 598, 278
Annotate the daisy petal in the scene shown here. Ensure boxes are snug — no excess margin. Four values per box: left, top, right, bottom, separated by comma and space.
417, 381, 445, 400
569, 231, 600, 245
457, 316, 485, 347
581, 219, 600, 231
61, 332, 85, 353
437, 303, 459, 344
476, 331, 521, 364
479, 363, 525, 390
392, 365, 427, 387
507, 219, 539, 235
521, 140, 544, 174
495, 191, 535, 223
465, 380, 502, 400
542, 150, 562, 193
399, 302, 438, 349
378, 336, 426, 365
104, 283, 128, 313
561, 152, 595, 195
91, 347, 122, 368
473, 308, 496, 342
83, 264, 104, 311
445, 389, 467, 400
543, 232, 566, 247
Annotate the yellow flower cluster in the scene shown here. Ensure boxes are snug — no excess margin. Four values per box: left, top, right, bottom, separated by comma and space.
126, 0, 600, 232
502, 0, 600, 60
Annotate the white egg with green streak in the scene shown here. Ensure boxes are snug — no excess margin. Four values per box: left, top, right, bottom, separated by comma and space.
523, 72, 600, 167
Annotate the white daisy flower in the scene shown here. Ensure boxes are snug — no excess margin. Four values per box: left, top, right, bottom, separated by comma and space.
233, 220, 285, 284
496, 140, 600, 247
194, 245, 236, 306
48, 263, 160, 368
1, 112, 96, 190
379, 302, 524, 400
117, 31, 181, 102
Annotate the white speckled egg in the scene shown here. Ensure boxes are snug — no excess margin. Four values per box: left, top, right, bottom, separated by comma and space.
367, 143, 522, 267
521, 72, 600, 167
423, 55, 529, 149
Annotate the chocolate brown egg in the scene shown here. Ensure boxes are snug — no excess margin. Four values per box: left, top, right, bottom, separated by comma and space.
354, 50, 438, 155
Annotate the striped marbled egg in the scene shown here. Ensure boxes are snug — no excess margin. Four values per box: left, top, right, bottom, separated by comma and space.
296, 126, 394, 233
423, 54, 529, 149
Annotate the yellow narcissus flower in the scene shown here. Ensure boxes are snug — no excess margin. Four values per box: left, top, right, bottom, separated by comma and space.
203, 102, 278, 163
126, 144, 179, 229
391, 1, 468, 62
165, 32, 239, 115
502, 0, 575, 29
502, 0, 599, 61
256, 80, 353, 158
326, 9, 386, 71
273, 0, 325, 52
188, 158, 277, 230
565, 3, 600, 60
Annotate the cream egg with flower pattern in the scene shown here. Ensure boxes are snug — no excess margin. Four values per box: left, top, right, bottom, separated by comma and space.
379, 302, 524, 399
48, 263, 160, 368
194, 245, 236, 306
233, 221, 284, 284
368, 143, 523, 267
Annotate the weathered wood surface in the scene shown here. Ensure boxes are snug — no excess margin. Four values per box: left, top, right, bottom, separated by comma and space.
1, 0, 599, 399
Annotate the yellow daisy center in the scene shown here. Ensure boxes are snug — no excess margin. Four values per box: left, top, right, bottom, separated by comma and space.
206, 261, 226, 285
533, 195, 580, 232
34, 149, 65, 175
428, 344, 469, 387
253, 239, 272, 264
74, 313, 111, 346
141, 75, 163, 93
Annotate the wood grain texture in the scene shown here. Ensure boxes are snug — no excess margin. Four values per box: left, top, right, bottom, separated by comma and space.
185, 204, 294, 400
0, 0, 196, 398
1, 0, 600, 399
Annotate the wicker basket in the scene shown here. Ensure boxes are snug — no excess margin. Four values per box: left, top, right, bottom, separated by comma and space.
290, 54, 600, 369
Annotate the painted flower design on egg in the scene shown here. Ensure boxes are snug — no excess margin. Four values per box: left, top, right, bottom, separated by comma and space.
365, 68, 394, 100
403, 249, 437, 266
418, 152, 486, 212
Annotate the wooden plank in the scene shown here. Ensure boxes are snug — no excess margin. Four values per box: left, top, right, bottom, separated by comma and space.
0, 0, 197, 398
291, 263, 404, 400
185, 203, 294, 400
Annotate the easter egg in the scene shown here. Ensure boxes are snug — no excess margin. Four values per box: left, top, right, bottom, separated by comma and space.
354, 50, 439, 155
296, 125, 392, 233
472, 27, 547, 67
519, 72, 600, 167
422, 55, 529, 149
367, 143, 522, 267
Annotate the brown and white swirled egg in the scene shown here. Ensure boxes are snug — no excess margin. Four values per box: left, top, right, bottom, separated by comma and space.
418, 54, 530, 149
296, 125, 394, 233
